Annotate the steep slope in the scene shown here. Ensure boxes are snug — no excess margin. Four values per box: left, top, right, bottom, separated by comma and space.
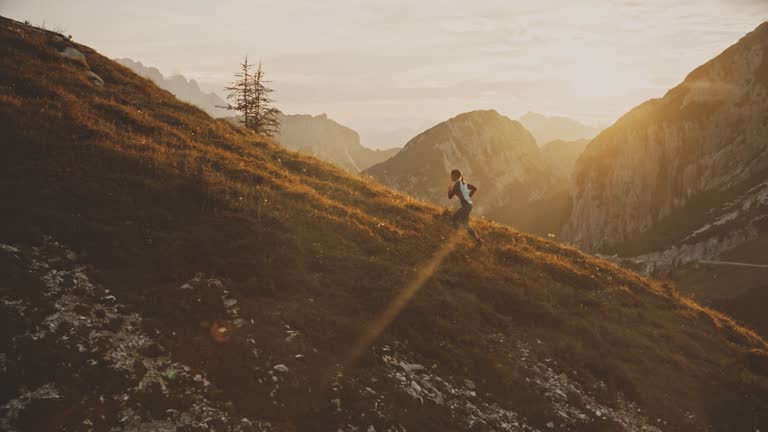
365, 110, 550, 218
663, 234, 768, 337
115, 57, 230, 118
2, 16, 768, 432
519, 112, 601, 146
276, 113, 400, 172
563, 22, 768, 257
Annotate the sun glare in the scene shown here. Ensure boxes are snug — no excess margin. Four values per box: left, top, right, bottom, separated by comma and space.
342, 232, 465, 368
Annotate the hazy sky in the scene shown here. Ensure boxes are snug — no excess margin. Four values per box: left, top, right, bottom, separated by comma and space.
3, 0, 767, 148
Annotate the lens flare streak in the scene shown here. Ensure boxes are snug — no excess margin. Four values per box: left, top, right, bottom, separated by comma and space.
344, 232, 464, 366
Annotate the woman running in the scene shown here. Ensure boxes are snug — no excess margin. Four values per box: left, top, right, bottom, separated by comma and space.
447, 168, 483, 246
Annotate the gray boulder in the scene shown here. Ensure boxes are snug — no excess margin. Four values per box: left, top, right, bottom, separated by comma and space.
58, 46, 88, 67
85, 70, 104, 87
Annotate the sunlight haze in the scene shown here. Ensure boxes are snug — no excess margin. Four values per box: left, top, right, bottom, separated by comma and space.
3, 1, 768, 427
3, 0, 767, 147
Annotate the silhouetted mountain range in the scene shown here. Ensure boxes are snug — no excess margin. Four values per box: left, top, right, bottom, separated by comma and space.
519, 112, 601, 146
115, 57, 231, 118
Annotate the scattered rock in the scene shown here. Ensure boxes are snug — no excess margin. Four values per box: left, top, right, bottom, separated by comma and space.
58, 46, 88, 66
0, 238, 271, 431
140, 341, 165, 358
86, 70, 104, 87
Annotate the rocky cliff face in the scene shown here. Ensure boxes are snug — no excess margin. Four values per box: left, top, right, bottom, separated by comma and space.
563, 22, 768, 256
365, 110, 550, 216
276, 113, 399, 173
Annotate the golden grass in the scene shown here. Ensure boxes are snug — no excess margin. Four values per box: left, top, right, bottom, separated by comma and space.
2, 16, 768, 430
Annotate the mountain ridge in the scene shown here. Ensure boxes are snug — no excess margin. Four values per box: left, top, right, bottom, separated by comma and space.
366, 109, 550, 213
519, 112, 601, 146
366, 111, 585, 237
563, 20, 768, 255
115, 57, 231, 118
275, 112, 400, 173
561, 21, 768, 338
2, 16, 768, 431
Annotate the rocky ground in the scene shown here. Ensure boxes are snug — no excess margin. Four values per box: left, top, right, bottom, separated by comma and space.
616, 180, 768, 277
0, 238, 271, 431
1, 237, 669, 431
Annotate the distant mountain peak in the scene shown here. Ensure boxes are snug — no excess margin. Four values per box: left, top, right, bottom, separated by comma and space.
114, 57, 229, 118
519, 112, 601, 146
366, 109, 546, 214
275, 112, 399, 173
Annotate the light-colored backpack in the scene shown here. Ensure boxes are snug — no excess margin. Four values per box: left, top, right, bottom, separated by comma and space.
458, 180, 472, 205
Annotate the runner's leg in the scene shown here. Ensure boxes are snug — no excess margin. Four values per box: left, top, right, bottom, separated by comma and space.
465, 207, 481, 242
451, 208, 463, 230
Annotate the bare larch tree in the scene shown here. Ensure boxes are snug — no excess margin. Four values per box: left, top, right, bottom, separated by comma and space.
251, 62, 280, 137
221, 56, 280, 137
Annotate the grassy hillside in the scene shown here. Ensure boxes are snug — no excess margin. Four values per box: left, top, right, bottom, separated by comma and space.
669, 235, 768, 336
2, 16, 768, 431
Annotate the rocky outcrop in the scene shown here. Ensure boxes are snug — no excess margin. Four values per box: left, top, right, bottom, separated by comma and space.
519, 112, 601, 146
57, 45, 103, 87
58, 46, 88, 66
563, 22, 768, 255
611, 181, 768, 276
276, 113, 399, 172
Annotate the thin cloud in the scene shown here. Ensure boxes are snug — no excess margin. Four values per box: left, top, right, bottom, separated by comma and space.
2, 0, 765, 140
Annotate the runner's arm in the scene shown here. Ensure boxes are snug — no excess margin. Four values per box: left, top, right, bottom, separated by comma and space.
467, 184, 477, 197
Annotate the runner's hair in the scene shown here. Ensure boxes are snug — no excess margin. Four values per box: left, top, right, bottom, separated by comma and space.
450, 168, 465, 183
